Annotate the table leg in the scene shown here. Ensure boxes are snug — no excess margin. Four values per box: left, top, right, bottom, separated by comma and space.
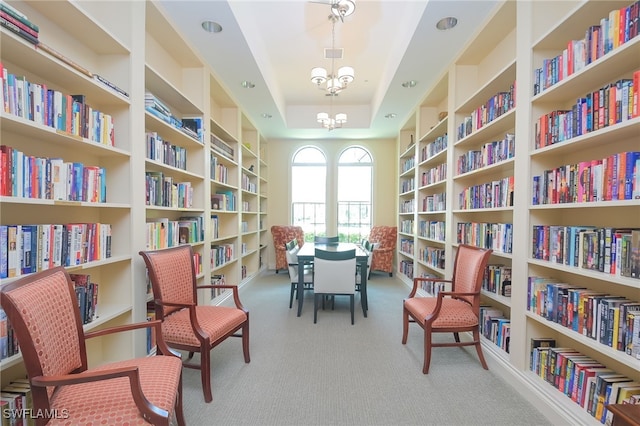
297, 261, 305, 317
360, 258, 368, 317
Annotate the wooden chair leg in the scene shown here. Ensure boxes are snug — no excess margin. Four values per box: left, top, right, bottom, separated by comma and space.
242, 322, 251, 363
423, 326, 433, 374
175, 377, 186, 426
289, 283, 295, 309
453, 332, 460, 342
201, 348, 212, 403
401, 307, 409, 344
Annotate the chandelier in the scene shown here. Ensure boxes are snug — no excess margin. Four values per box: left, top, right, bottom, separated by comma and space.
316, 112, 347, 131
310, 15, 354, 96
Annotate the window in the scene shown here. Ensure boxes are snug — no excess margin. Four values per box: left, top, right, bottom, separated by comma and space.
337, 147, 372, 243
291, 147, 326, 240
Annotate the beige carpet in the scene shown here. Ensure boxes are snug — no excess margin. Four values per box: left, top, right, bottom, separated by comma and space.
180, 271, 553, 426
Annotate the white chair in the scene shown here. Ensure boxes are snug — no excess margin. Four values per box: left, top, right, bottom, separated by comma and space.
286, 239, 314, 308
313, 248, 357, 324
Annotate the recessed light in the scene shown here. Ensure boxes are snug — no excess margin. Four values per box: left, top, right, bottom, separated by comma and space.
261, 113, 272, 119
201, 20, 222, 33
385, 113, 397, 119
241, 81, 255, 89
402, 80, 417, 88
436, 16, 457, 30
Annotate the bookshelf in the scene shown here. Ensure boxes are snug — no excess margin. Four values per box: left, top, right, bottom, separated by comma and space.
1, 0, 269, 384
395, 0, 640, 423
0, 0, 136, 380
397, 114, 417, 281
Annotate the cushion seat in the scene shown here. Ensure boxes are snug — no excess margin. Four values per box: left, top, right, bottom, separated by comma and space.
404, 297, 479, 328
162, 306, 248, 347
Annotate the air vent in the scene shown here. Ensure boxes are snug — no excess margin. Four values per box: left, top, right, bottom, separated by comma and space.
324, 48, 343, 59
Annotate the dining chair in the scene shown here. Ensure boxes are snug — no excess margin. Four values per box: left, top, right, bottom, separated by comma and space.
285, 239, 314, 308
368, 225, 397, 277
139, 244, 250, 403
314, 235, 339, 244
270, 225, 305, 273
313, 248, 357, 324
402, 244, 493, 374
0, 267, 186, 425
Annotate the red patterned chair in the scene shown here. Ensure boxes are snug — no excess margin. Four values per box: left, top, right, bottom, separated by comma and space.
402, 244, 493, 374
368, 225, 397, 277
0, 267, 185, 425
271, 225, 305, 273
140, 244, 250, 403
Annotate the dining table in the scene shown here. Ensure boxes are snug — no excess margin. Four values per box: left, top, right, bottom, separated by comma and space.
295, 242, 370, 317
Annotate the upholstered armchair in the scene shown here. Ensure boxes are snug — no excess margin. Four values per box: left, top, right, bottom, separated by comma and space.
368, 225, 397, 277
271, 225, 305, 272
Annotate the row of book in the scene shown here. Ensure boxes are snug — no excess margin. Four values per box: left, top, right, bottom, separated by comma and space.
211, 190, 236, 211
144, 92, 203, 143
211, 243, 234, 269
144, 216, 203, 251
532, 151, 640, 205
530, 340, 640, 424
456, 133, 515, 175
398, 259, 414, 280
480, 306, 510, 353
418, 246, 444, 270
420, 163, 446, 186
399, 238, 414, 256
0, 307, 17, 362
69, 273, 99, 325
145, 132, 188, 171
241, 173, 257, 193
456, 82, 516, 141
420, 192, 445, 213
1, 63, 116, 147
0, 223, 112, 279
419, 134, 447, 163
400, 198, 415, 214
0, 145, 107, 202
483, 264, 512, 297
1, 1, 38, 45
400, 177, 414, 193
0, 378, 38, 426
534, 72, 640, 149
531, 226, 640, 279
416, 273, 448, 295
210, 134, 234, 161
456, 222, 513, 254
457, 175, 515, 210
144, 171, 193, 208
210, 154, 231, 184
399, 219, 413, 234
211, 273, 228, 299
401, 155, 415, 174
528, 277, 640, 356
418, 220, 445, 241
533, 1, 640, 94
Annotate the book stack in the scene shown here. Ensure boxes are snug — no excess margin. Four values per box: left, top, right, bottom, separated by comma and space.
0, 1, 39, 45
145, 92, 172, 124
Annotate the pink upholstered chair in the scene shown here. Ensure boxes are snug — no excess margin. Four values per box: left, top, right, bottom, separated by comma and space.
402, 244, 493, 374
0, 267, 185, 426
368, 225, 397, 277
139, 244, 250, 403
271, 225, 305, 272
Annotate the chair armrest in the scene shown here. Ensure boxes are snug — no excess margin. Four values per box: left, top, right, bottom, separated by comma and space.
85, 319, 180, 358
196, 284, 245, 311
31, 367, 169, 422
408, 277, 452, 298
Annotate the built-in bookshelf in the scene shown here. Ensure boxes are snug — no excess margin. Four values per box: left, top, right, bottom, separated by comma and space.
0, 0, 135, 380
395, 1, 640, 424
1, 0, 269, 386
397, 116, 416, 280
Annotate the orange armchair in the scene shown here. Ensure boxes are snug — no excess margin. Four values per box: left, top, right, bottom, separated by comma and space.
402, 244, 493, 374
140, 245, 250, 403
271, 225, 305, 272
368, 225, 397, 277
0, 267, 185, 426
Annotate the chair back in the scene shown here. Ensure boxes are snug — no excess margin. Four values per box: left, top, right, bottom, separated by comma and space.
0, 267, 87, 405
451, 244, 493, 307
285, 242, 300, 281
140, 244, 197, 318
314, 236, 339, 244
368, 225, 397, 249
313, 248, 356, 294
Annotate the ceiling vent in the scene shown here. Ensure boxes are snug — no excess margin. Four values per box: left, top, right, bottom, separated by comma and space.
324, 48, 343, 59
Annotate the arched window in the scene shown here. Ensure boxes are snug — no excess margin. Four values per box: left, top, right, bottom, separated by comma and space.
291, 146, 326, 239
337, 146, 372, 243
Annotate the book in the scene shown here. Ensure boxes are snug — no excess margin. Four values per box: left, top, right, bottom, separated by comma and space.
0, 16, 38, 45
93, 74, 129, 98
